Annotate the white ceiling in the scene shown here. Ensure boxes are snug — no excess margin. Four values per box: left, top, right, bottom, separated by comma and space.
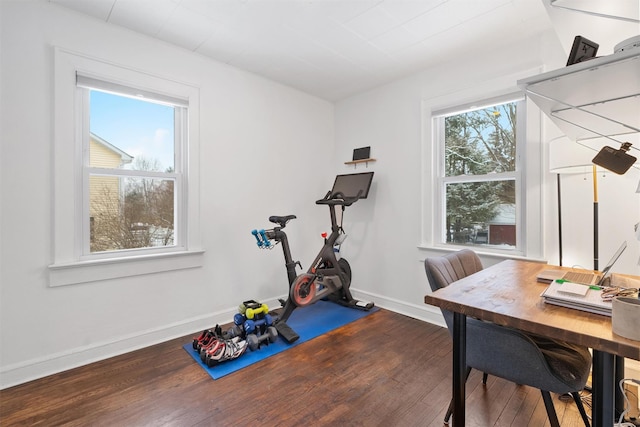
49, 0, 554, 101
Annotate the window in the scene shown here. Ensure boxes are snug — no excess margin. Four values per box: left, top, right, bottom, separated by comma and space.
51, 48, 202, 286
78, 78, 185, 256
433, 95, 525, 251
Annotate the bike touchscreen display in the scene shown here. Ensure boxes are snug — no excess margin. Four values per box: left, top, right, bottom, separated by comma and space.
331, 172, 374, 199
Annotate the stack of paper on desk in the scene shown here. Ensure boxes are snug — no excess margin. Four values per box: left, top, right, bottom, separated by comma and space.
541, 280, 613, 316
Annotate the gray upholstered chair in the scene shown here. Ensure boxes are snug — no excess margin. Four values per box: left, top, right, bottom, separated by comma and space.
424, 249, 591, 427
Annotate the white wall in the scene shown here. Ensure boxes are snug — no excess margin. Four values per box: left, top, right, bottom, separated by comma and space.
2, 0, 639, 389
334, 26, 640, 322
0, 1, 334, 388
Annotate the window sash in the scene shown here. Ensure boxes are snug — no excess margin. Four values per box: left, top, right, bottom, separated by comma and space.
441, 171, 518, 184
432, 94, 524, 118
78, 82, 186, 258
76, 73, 188, 107
434, 95, 525, 252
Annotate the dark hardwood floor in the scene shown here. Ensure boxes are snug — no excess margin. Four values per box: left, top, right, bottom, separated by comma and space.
0, 308, 588, 426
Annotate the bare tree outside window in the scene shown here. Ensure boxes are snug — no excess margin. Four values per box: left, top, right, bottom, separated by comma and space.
438, 99, 520, 248
89, 172, 175, 253
87, 89, 178, 254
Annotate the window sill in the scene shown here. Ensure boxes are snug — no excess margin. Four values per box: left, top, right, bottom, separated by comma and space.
48, 250, 204, 287
417, 243, 546, 263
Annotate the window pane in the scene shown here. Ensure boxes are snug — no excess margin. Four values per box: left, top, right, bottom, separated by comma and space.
444, 101, 517, 177
89, 90, 175, 172
89, 175, 175, 253
445, 180, 515, 248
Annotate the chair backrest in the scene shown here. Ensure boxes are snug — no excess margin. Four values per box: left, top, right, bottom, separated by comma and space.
424, 249, 483, 292
424, 249, 483, 332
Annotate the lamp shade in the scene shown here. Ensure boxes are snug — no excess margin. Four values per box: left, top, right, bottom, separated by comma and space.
549, 134, 639, 174
549, 136, 599, 174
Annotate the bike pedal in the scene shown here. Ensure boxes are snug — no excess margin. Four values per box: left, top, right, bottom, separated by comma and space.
354, 300, 374, 310
275, 322, 299, 343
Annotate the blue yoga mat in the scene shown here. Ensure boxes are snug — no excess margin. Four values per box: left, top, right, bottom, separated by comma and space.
183, 300, 378, 379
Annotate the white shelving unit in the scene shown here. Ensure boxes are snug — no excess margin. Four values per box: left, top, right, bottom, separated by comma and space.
518, 48, 640, 146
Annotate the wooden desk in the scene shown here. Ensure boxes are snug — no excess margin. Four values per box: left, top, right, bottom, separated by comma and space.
424, 259, 640, 427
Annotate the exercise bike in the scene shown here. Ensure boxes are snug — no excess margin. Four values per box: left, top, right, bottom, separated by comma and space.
251, 172, 375, 343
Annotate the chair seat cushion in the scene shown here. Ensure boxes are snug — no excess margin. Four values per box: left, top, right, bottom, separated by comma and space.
465, 318, 592, 393
528, 334, 592, 388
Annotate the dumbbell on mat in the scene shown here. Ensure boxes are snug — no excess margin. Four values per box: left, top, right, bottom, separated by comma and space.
234, 313, 246, 326
244, 314, 274, 335
225, 324, 244, 339
245, 303, 269, 320
247, 326, 278, 351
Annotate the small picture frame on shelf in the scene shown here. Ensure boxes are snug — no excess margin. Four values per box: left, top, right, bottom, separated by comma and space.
566, 35, 599, 66
352, 146, 371, 161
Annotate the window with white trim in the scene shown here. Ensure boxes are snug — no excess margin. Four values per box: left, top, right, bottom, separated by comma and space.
433, 94, 525, 252
78, 76, 186, 256
51, 48, 202, 286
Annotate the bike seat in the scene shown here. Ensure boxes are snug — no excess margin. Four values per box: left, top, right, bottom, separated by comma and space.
269, 215, 296, 228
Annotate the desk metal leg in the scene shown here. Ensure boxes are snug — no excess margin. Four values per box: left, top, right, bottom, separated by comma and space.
592, 350, 615, 427
452, 312, 466, 427
616, 356, 625, 419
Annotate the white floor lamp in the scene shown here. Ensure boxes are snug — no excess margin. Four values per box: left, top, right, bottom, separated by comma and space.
549, 136, 604, 269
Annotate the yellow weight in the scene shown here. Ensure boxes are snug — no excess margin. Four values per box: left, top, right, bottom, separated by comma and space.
245, 303, 268, 320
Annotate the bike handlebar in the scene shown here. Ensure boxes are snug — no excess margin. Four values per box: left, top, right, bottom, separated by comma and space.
315, 189, 363, 207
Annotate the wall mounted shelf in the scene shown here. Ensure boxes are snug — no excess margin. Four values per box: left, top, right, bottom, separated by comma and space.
517, 48, 639, 146
344, 158, 376, 168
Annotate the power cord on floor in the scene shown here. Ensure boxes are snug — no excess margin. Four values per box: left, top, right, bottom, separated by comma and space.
616, 378, 640, 427
575, 379, 640, 427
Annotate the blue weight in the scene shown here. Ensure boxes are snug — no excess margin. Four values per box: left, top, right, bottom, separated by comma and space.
234, 313, 246, 326
251, 229, 263, 247
244, 319, 256, 334
243, 314, 274, 335
259, 229, 271, 247
264, 313, 273, 326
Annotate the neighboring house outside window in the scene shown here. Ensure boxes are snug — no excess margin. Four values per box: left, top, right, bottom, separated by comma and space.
89, 133, 133, 249
487, 204, 516, 246
88, 133, 133, 246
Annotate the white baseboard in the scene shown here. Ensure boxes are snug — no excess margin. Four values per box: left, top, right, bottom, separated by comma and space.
7, 287, 634, 391
350, 288, 446, 327
6, 288, 634, 391
626, 359, 640, 380
0, 314, 225, 390
0, 297, 284, 390
1, 291, 443, 390
0, 298, 290, 390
